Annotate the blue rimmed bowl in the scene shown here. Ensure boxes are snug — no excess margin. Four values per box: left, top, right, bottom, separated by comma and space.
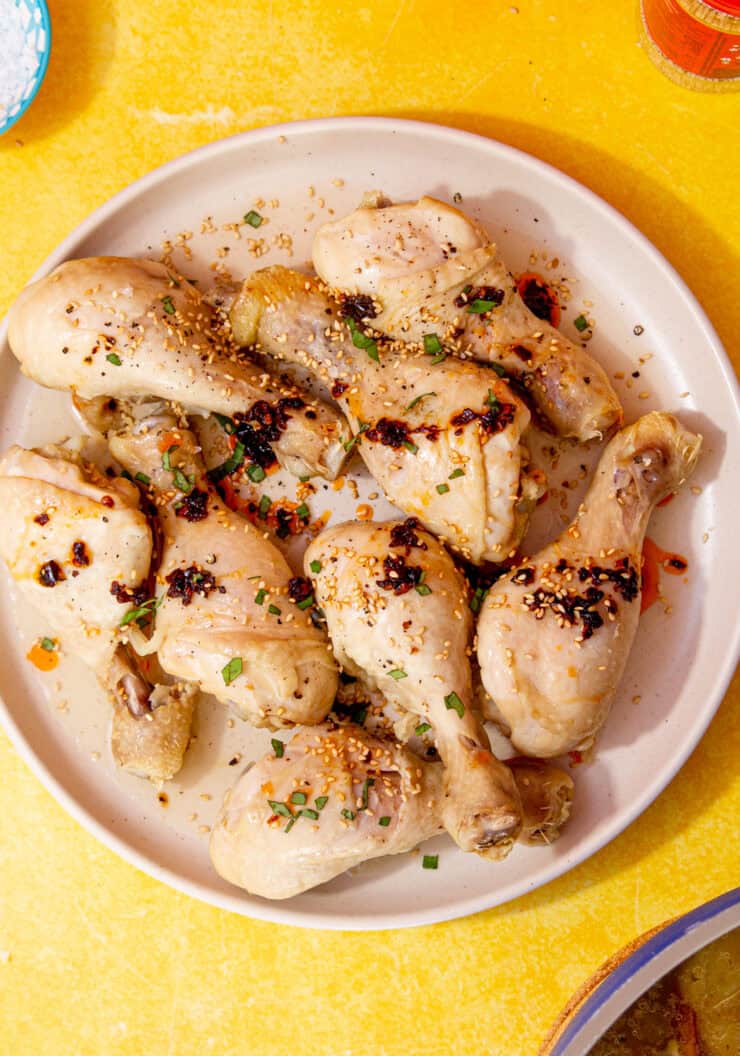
0, 0, 51, 136
541, 887, 740, 1056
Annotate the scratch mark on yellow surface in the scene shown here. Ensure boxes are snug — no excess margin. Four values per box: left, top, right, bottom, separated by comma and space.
380, 0, 411, 51
131, 105, 279, 127
456, 70, 496, 105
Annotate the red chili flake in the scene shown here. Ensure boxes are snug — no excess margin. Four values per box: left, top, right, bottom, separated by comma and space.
165, 565, 222, 606
71, 541, 91, 567
288, 576, 313, 604
331, 380, 349, 398
389, 518, 427, 552
512, 345, 533, 363
339, 293, 377, 321
174, 488, 209, 522
38, 560, 65, 588
100, 495, 115, 508
110, 580, 148, 605
34, 513, 49, 526
376, 554, 423, 595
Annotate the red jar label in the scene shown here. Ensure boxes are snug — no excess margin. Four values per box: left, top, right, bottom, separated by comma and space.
643, 0, 740, 78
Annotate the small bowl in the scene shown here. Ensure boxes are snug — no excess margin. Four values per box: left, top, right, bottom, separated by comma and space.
540, 887, 740, 1056
0, 0, 52, 136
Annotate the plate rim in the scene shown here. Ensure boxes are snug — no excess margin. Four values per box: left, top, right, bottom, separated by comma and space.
0, 115, 738, 931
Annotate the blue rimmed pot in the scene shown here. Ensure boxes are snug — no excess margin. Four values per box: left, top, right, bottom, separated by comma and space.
540, 887, 740, 1056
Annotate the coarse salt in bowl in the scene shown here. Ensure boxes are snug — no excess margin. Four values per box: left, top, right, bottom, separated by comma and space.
0, 0, 51, 136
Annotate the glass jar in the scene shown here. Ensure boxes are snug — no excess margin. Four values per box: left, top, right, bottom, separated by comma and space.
640, 0, 740, 90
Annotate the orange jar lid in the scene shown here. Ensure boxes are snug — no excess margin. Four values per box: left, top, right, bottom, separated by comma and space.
643, 0, 740, 82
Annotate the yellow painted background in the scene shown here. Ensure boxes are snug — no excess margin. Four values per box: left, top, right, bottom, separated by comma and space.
0, 2, 738, 1053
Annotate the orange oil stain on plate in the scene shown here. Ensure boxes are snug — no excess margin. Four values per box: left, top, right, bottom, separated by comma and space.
641, 537, 689, 612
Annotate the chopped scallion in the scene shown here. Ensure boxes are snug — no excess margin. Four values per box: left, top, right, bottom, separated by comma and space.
378, 816, 391, 827
444, 691, 465, 717
574, 314, 589, 332
402, 440, 418, 454
258, 495, 272, 518
106, 352, 122, 366
247, 464, 266, 483
423, 333, 442, 355
40, 637, 56, 652
315, 796, 328, 811
436, 483, 450, 495
268, 800, 292, 818
415, 722, 431, 736
208, 440, 246, 483
388, 668, 407, 680
255, 588, 267, 605
271, 738, 284, 758
422, 854, 439, 870
449, 468, 465, 480
134, 472, 150, 485
405, 391, 436, 412
221, 656, 243, 685
290, 791, 307, 805
309, 559, 322, 574
244, 210, 263, 228
268, 604, 281, 616
162, 296, 176, 315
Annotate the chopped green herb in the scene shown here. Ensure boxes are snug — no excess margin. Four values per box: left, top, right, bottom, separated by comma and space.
221, 656, 243, 685
296, 595, 314, 610
430, 352, 447, 365
402, 440, 418, 455
467, 298, 496, 314
120, 469, 134, 482
268, 604, 281, 616
258, 495, 272, 519
489, 362, 507, 377
290, 791, 307, 805
415, 722, 431, 736
341, 809, 356, 821
134, 472, 150, 485
469, 586, 490, 614
271, 738, 284, 758
360, 777, 375, 810
449, 468, 465, 480
268, 800, 292, 818
106, 352, 122, 366
244, 210, 263, 228
406, 391, 436, 412
415, 582, 432, 596
40, 637, 56, 652
298, 474, 311, 482
574, 314, 589, 332
162, 296, 176, 315
246, 464, 266, 483
315, 796, 329, 811
284, 817, 296, 833
436, 483, 450, 495
486, 388, 500, 415
343, 422, 370, 453
309, 559, 322, 574
208, 440, 246, 483
423, 333, 442, 355
298, 808, 319, 820
388, 668, 407, 680
254, 588, 267, 605
214, 412, 236, 434
166, 271, 181, 287
161, 445, 179, 471
295, 503, 309, 520
172, 468, 194, 495
444, 691, 465, 717
422, 854, 439, 870
347, 318, 379, 362
120, 596, 161, 627
378, 816, 391, 827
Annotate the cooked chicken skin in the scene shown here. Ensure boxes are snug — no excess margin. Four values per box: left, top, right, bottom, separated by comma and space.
210, 724, 574, 898
210, 723, 443, 899
0, 444, 194, 779
108, 415, 338, 728
231, 265, 545, 563
477, 412, 702, 757
7, 256, 348, 480
0, 444, 152, 670
312, 196, 622, 442
304, 519, 523, 858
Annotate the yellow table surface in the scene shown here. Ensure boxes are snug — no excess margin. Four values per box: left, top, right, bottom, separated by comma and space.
0, 2, 738, 1053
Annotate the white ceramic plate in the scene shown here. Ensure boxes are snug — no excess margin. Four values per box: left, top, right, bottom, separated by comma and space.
0, 118, 738, 930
